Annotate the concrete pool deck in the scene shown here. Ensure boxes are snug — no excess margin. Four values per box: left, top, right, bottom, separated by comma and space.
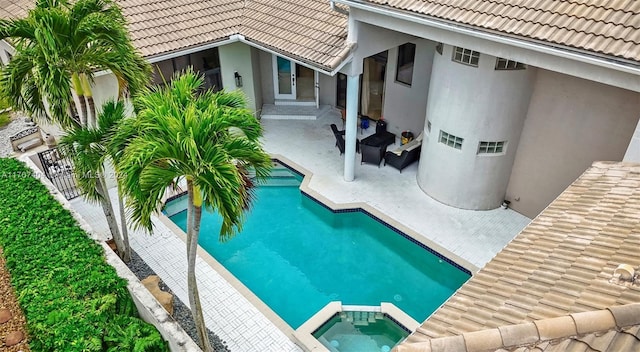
69, 110, 532, 351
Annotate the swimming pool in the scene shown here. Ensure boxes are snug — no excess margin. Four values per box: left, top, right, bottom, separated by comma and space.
165, 162, 470, 329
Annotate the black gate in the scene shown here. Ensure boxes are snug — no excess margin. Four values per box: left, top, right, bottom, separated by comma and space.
38, 146, 82, 200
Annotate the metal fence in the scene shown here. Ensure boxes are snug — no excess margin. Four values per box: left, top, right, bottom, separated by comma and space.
37, 146, 82, 200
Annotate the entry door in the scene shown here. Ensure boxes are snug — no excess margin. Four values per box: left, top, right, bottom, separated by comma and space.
273, 55, 296, 100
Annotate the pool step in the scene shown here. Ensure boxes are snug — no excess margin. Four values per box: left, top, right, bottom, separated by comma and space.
263, 177, 301, 187
341, 311, 382, 326
270, 168, 296, 178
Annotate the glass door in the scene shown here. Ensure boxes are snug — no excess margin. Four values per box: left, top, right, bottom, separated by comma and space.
273, 55, 296, 100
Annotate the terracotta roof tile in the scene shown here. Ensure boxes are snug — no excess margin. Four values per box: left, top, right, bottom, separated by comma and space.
361, 0, 640, 63
396, 162, 640, 352
0, 0, 351, 70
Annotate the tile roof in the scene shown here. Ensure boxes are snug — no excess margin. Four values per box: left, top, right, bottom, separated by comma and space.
360, 0, 640, 64
396, 161, 640, 351
242, 0, 352, 70
119, 0, 244, 59
395, 303, 640, 351
0, 0, 351, 71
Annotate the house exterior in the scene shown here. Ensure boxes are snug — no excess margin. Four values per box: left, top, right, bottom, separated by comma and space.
1, 0, 638, 218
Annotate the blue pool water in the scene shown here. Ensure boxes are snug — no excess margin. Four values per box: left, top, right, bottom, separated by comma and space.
166, 164, 470, 329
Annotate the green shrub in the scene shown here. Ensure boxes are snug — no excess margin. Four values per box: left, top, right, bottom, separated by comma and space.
0, 112, 9, 128
0, 158, 168, 351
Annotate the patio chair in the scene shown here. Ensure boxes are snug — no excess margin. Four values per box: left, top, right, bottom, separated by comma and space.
361, 143, 387, 167
331, 123, 359, 155
384, 133, 423, 172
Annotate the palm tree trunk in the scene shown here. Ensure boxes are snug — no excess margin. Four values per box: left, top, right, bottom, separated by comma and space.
186, 180, 212, 352
71, 73, 88, 126
96, 172, 126, 259
117, 185, 131, 263
81, 75, 96, 127
86, 96, 96, 127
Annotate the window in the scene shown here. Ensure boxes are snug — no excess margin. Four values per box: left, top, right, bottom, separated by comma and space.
477, 141, 506, 154
439, 130, 463, 150
452, 47, 480, 67
336, 73, 347, 109
395, 43, 416, 85
495, 58, 526, 70
435, 43, 443, 55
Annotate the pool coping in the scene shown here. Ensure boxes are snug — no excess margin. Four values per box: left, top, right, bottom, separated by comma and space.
156, 154, 479, 350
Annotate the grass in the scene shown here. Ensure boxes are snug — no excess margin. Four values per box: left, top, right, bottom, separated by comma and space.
0, 95, 11, 128
0, 111, 10, 128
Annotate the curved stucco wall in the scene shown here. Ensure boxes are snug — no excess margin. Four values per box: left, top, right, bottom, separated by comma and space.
417, 44, 536, 210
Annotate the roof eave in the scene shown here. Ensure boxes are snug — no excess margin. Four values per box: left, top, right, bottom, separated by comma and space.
334, 0, 640, 76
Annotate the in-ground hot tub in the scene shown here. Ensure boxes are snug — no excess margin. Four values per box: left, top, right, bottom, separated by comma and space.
294, 302, 419, 352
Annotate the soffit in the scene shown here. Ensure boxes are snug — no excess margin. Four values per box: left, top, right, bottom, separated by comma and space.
361, 0, 640, 64
399, 161, 640, 349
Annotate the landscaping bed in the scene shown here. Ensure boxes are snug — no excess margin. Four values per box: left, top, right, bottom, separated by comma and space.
0, 158, 168, 351
0, 247, 30, 351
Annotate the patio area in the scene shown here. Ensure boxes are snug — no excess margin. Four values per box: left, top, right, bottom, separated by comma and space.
67, 109, 532, 351
261, 110, 531, 269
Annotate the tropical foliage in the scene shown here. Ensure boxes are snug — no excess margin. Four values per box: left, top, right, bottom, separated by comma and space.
60, 100, 132, 262
118, 68, 271, 351
0, 158, 167, 351
0, 0, 150, 129
0, 0, 151, 261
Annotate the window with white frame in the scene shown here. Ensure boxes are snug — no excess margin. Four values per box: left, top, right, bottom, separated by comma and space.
495, 58, 526, 70
477, 141, 506, 154
396, 43, 416, 85
452, 47, 480, 67
439, 130, 463, 149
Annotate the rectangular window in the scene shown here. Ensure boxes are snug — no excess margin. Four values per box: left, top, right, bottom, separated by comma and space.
395, 43, 416, 85
439, 130, 463, 150
495, 58, 526, 70
477, 141, 506, 154
452, 47, 480, 67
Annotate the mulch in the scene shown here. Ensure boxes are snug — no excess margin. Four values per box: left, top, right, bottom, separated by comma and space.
0, 247, 30, 351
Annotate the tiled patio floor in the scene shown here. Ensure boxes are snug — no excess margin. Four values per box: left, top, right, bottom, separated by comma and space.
69, 109, 532, 351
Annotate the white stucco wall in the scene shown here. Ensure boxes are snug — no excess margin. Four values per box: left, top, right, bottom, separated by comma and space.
218, 42, 259, 112
91, 73, 120, 112
382, 39, 434, 137
623, 119, 640, 162
0, 40, 14, 65
346, 21, 415, 76
417, 44, 536, 210
318, 72, 337, 106
250, 47, 263, 112
505, 70, 640, 218
258, 50, 275, 105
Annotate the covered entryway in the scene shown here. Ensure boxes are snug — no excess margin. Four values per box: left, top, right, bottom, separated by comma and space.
272, 55, 318, 105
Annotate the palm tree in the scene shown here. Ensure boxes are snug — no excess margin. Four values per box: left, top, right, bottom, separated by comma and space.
0, 0, 150, 260
118, 69, 271, 351
0, 0, 150, 128
60, 100, 132, 262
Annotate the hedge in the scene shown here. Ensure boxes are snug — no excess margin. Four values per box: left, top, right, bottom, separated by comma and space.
0, 158, 168, 351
